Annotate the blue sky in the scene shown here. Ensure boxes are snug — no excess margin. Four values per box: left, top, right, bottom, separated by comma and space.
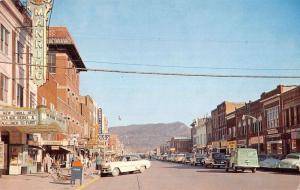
51, 0, 300, 127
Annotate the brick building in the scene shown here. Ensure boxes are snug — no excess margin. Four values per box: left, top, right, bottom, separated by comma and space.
170, 137, 192, 153
38, 27, 86, 143
211, 101, 244, 153
281, 86, 300, 154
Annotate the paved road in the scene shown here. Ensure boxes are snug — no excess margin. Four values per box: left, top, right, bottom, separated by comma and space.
86, 160, 300, 190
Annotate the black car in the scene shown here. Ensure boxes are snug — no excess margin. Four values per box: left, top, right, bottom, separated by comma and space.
203, 152, 228, 168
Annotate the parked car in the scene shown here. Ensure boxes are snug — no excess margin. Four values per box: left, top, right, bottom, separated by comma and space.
225, 148, 259, 173
259, 155, 281, 169
101, 155, 151, 177
203, 152, 228, 168
190, 154, 205, 166
277, 153, 300, 171
183, 153, 192, 164
175, 154, 186, 163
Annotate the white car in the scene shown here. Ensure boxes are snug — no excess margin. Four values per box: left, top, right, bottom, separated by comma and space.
278, 153, 300, 171
101, 155, 151, 177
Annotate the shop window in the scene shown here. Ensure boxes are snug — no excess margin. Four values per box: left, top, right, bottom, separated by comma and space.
17, 84, 24, 107
0, 73, 8, 102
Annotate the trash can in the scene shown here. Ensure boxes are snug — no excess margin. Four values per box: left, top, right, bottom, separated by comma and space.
71, 166, 83, 185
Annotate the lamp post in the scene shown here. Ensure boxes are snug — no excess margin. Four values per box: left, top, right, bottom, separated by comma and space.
242, 115, 260, 154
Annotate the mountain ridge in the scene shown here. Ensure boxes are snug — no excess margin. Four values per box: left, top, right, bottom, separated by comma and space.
109, 122, 191, 152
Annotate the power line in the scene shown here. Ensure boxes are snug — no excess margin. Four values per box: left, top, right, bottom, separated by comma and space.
82, 68, 300, 79
1, 61, 300, 79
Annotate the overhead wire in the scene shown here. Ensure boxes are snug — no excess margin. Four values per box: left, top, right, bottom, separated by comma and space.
1, 61, 300, 79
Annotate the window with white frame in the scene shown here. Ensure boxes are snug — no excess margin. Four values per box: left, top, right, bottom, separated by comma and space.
50, 103, 55, 111
0, 73, 8, 102
266, 106, 279, 128
42, 97, 47, 106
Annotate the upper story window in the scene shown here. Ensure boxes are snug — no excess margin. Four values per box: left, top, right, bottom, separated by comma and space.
30, 92, 36, 108
17, 84, 24, 107
266, 106, 279, 128
1, 25, 9, 55
17, 41, 24, 64
0, 73, 8, 103
48, 52, 56, 73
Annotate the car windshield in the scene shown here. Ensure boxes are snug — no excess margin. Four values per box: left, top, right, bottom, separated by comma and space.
213, 153, 226, 159
286, 155, 300, 159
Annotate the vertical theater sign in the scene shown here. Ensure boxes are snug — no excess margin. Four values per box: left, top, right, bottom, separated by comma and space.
28, 0, 53, 87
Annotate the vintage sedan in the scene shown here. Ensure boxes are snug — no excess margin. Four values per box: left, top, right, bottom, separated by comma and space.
101, 155, 151, 177
259, 155, 281, 169
277, 153, 300, 171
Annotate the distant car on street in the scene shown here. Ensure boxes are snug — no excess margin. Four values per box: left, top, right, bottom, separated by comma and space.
183, 153, 193, 164
175, 154, 186, 163
101, 155, 151, 177
277, 153, 300, 172
190, 154, 205, 166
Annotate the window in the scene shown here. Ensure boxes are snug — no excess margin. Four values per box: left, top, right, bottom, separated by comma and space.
0, 73, 8, 102
50, 103, 55, 111
17, 84, 24, 107
42, 97, 47, 106
17, 41, 24, 64
291, 107, 295, 126
30, 92, 36, 108
297, 106, 300, 125
286, 109, 290, 127
266, 106, 279, 128
48, 52, 56, 73
1, 25, 9, 55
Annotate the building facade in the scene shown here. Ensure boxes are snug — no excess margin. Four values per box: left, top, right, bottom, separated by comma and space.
170, 137, 192, 153
191, 117, 209, 154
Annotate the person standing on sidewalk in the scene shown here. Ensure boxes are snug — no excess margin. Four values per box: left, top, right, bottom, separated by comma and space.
95, 153, 102, 175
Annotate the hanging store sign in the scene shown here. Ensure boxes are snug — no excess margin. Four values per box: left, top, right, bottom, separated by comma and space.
98, 108, 102, 134
0, 109, 38, 126
28, 0, 53, 87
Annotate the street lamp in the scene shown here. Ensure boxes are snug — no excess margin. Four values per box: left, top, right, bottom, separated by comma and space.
242, 115, 261, 154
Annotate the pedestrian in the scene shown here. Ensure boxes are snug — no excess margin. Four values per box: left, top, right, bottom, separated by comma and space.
46, 154, 53, 173
95, 153, 102, 175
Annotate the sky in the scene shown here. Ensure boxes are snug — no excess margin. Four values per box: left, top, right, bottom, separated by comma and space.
50, 0, 300, 127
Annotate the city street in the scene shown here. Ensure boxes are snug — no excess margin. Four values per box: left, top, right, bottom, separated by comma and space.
86, 161, 300, 190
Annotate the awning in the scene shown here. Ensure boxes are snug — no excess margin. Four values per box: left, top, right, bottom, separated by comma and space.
60, 146, 74, 153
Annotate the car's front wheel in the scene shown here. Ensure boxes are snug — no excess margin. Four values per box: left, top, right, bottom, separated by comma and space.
112, 168, 120, 177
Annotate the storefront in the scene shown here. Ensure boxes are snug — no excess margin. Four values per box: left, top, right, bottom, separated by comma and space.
266, 129, 283, 155
285, 131, 300, 153
248, 136, 264, 154
237, 139, 247, 148
227, 140, 237, 153
0, 106, 66, 175
42, 140, 73, 169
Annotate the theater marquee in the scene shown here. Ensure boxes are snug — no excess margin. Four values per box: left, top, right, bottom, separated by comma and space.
28, 0, 53, 87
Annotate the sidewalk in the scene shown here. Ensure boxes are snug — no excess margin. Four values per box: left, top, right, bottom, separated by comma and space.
0, 167, 100, 190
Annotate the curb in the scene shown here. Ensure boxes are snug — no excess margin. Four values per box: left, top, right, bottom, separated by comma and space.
75, 176, 100, 190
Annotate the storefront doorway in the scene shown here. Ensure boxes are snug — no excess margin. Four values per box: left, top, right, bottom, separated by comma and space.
1, 131, 9, 175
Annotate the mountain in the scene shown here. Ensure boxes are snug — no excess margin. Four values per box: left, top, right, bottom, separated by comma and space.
109, 122, 191, 153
